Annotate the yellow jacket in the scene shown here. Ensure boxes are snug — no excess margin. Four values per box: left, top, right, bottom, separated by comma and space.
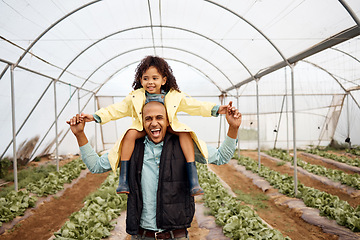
95, 88, 216, 173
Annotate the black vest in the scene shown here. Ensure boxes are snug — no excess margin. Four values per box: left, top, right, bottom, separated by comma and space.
126, 133, 195, 235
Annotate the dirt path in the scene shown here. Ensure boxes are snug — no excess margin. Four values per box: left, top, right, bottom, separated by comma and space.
0, 171, 109, 240
209, 163, 339, 240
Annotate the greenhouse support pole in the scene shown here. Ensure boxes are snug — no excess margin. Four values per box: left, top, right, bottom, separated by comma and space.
10, 64, 18, 191
236, 88, 240, 158
94, 95, 97, 153
346, 92, 351, 148
77, 88, 81, 114
290, 64, 298, 196
54, 81, 59, 172
218, 95, 225, 148
256, 78, 261, 169
285, 67, 289, 154
223, 96, 227, 140
0, 81, 53, 161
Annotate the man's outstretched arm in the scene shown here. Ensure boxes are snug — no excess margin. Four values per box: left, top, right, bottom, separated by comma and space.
225, 104, 242, 139
67, 114, 89, 147
67, 114, 111, 173
197, 106, 242, 165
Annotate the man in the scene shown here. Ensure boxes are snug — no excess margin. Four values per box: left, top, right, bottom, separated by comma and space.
67, 101, 242, 239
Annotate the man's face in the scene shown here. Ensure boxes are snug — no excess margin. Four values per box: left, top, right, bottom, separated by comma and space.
142, 101, 169, 144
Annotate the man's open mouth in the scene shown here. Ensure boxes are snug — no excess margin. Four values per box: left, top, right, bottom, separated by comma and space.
150, 128, 161, 137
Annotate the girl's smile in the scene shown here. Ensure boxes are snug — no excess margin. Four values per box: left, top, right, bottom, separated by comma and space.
140, 66, 167, 94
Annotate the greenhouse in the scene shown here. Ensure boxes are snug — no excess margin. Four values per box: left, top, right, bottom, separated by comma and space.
0, 0, 360, 239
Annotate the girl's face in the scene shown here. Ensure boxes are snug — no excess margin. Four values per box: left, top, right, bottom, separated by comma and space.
140, 66, 167, 94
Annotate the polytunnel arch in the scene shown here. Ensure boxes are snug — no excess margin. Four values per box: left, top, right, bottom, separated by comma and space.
11, 0, 295, 83
2, 0, 358, 89
0, 0, 359, 198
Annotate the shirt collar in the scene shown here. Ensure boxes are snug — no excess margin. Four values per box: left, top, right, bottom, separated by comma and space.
144, 135, 164, 147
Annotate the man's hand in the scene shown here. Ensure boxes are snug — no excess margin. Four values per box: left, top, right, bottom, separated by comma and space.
225, 106, 242, 139
66, 114, 88, 146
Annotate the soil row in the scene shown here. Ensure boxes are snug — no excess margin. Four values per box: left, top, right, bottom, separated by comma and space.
209, 150, 360, 240
1, 150, 359, 240
0, 170, 109, 240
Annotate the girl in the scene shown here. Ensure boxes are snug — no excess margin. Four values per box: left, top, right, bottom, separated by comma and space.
81, 56, 231, 196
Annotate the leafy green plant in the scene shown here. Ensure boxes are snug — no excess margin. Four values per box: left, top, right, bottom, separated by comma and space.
267, 149, 360, 190
346, 147, 360, 157
0, 158, 12, 178
236, 155, 360, 232
26, 159, 86, 196
198, 164, 291, 239
0, 158, 85, 226
306, 148, 360, 167
0, 190, 37, 226
0, 164, 57, 198
54, 171, 127, 239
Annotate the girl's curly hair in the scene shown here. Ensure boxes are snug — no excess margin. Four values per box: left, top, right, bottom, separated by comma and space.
132, 56, 180, 92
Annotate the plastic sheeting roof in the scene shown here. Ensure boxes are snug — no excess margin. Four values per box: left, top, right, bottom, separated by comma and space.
1, 0, 359, 93
1, 0, 360, 159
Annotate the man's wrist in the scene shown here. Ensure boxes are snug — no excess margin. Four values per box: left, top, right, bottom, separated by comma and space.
75, 132, 88, 146
227, 126, 239, 139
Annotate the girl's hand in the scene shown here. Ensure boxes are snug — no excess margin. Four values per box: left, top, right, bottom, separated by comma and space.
218, 101, 234, 115
66, 114, 85, 135
80, 113, 95, 122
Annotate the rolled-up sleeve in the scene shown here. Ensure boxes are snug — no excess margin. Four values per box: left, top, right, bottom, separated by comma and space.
195, 136, 237, 165
79, 143, 112, 173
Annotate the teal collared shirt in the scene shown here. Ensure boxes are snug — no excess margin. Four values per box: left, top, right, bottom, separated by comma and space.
80, 135, 236, 231
140, 136, 163, 230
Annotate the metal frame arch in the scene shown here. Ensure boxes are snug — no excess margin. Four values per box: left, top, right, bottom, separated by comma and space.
330, 47, 360, 64
83, 45, 234, 93
339, 0, 360, 27
8, 0, 358, 84
204, 0, 289, 64
204, 0, 359, 71
301, 60, 360, 109
226, 26, 360, 92
93, 57, 224, 96
328, 47, 360, 87
56, 25, 255, 86
14, 0, 101, 68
